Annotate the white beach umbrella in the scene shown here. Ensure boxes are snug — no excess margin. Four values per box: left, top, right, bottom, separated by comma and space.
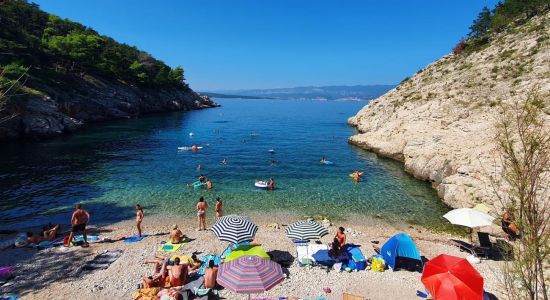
443, 208, 495, 228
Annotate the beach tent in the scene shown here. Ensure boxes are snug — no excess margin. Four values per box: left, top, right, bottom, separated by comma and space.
381, 233, 422, 271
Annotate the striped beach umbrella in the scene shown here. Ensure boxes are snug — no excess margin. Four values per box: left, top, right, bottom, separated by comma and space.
210, 215, 258, 244
217, 255, 285, 298
285, 220, 328, 240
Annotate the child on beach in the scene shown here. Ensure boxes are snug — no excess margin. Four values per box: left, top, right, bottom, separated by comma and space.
135, 204, 144, 237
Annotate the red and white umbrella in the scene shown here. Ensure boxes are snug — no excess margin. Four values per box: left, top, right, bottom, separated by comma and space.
217, 255, 285, 299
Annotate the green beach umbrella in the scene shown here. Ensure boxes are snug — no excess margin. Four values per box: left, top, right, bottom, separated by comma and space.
225, 245, 270, 262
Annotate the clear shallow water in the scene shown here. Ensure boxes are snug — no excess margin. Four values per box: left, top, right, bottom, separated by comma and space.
0, 99, 453, 230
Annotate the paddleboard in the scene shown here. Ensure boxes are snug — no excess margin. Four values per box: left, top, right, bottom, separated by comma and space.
321, 160, 334, 165
178, 146, 203, 151
268, 149, 275, 153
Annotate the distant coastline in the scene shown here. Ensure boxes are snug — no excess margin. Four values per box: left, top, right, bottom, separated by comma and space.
201, 84, 395, 101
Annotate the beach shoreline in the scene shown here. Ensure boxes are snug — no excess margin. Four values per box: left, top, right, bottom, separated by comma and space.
0, 212, 506, 300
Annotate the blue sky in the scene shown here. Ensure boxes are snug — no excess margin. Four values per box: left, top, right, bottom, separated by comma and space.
32, 1, 498, 91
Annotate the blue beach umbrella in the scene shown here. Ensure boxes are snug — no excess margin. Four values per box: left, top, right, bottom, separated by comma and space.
381, 233, 422, 271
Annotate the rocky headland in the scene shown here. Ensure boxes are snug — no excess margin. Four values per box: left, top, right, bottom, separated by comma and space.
348, 12, 549, 211
0, 73, 218, 141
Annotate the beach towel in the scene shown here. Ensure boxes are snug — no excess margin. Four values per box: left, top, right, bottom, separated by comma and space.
74, 235, 100, 243
159, 241, 184, 252
197, 254, 220, 275
124, 235, 145, 243
132, 287, 160, 300
220, 241, 250, 258
79, 249, 123, 275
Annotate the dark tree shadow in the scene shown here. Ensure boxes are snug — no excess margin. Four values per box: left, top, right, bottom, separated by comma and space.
0, 201, 137, 297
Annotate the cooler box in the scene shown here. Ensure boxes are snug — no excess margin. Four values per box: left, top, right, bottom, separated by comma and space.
348, 246, 367, 271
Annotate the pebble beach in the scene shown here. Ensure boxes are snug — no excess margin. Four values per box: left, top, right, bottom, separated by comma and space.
0, 212, 506, 300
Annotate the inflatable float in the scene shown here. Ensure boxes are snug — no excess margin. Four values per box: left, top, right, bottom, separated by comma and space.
190, 181, 206, 189
255, 181, 270, 189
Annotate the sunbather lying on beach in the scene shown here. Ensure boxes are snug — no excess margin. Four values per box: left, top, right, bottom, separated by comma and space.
27, 224, 59, 243
170, 224, 186, 244
143, 257, 169, 288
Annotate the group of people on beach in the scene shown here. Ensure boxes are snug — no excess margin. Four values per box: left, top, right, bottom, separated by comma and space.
26, 203, 92, 247
132, 197, 223, 236
142, 254, 219, 295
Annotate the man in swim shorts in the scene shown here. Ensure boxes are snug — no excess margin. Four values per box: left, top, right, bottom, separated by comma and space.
67, 203, 90, 247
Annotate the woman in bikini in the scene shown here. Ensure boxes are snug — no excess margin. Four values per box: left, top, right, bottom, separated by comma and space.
136, 204, 144, 237
196, 197, 208, 230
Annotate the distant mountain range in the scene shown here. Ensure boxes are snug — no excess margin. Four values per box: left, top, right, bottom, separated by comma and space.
200, 85, 395, 101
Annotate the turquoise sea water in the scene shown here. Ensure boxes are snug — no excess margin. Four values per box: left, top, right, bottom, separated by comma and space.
0, 99, 452, 230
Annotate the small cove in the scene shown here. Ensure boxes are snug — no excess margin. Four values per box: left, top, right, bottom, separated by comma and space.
0, 99, 455, 231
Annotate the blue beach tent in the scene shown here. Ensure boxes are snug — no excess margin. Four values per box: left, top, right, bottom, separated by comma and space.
381, 233, 422, 271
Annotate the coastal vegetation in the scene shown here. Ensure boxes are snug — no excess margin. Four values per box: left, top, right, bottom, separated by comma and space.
495, 90, 549, 300
454, 0, 549, 55
0, 0, 185, 88
0, 0, 215, 141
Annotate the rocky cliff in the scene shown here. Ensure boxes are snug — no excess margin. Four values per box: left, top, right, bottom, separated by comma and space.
348, 12, 549, 210
0, 73, 218, 140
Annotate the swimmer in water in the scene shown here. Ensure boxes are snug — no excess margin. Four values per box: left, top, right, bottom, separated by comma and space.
197, 164, 202, 171
270, 160, 278, 166
221, 159, 227, 165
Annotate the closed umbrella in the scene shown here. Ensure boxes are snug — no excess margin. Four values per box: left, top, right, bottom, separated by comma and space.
422, 254, 484, 300
210, 215, 258, 244
443, 208, 494, 228
225, 245, 270, 262
217, 255, 285, 299
285, 220, 328, 241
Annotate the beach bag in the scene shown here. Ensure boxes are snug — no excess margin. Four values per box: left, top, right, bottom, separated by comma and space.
132, 287, 160, 300
371, 257, 385, 272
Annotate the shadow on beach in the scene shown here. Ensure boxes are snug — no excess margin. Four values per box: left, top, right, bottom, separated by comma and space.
0, 202, 139, 297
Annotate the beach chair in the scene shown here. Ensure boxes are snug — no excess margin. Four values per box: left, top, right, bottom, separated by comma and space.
343, 292, 366, 300
296, 244, 313, 266
449, 236, 491, 259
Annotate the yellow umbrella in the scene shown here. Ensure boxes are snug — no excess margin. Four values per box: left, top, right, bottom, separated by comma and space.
225, 245, 270, 262
473, 203, 491, 214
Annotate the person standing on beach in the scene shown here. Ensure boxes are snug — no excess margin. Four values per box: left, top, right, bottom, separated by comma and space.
67, 203, 90, 247
196, 197, 208, 230
135, 204, 144, 237
215, 197, 223, 219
